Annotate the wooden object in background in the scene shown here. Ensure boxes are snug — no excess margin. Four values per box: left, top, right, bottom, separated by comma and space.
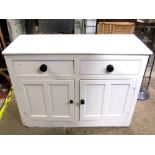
97, 22, 135, 34
0, 26, 6, 49
0, 68, 10, 82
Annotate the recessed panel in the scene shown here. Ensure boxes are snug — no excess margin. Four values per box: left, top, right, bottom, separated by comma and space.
108, 84, 129, 115
49, 84, 70, 116
25, 84, 47, 116
85, 84, 105, 116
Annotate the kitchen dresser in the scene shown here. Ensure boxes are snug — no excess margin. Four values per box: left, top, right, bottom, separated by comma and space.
2, 34, 152, 127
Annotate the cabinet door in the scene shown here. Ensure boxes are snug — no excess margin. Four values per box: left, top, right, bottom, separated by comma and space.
80, 80, 135, 121
19, 80, 74, 121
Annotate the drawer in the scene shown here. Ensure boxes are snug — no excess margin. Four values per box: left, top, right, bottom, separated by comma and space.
13, 60, 74, 75
80, 60, 141, 75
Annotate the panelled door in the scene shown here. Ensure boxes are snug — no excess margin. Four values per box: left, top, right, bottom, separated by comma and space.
18, 80, 74, 121
80, 80, 136, 121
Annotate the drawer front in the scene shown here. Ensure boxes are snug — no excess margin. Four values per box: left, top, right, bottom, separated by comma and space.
13, 60, 74, 75
80, 60, 141, 75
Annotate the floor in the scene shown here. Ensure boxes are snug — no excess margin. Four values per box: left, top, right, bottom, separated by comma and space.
0, 80, 155, 135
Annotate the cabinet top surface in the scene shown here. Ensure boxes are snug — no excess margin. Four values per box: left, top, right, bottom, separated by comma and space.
2, 34, 152, 55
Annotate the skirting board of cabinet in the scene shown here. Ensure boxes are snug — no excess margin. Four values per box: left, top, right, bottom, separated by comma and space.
22, 120, 131, 128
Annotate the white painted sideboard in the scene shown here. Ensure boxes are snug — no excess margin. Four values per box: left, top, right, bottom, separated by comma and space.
2, 34, 152, 127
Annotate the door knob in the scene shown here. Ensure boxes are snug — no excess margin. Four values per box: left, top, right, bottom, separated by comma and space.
106, 64, 114, 72
69, 100, 73, 104
80, 99, 85, 104
40, 64, 47, 72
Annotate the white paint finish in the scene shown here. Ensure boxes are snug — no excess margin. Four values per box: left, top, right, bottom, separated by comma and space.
5, 54, 148, 61
24, 84, 47, 116
19, 80, 50, 120
104, 80, 136, 119
5, 53, 148, 126
13, 60, 74, 75
85, 85, 104, 115
86, 27, 96, 34
80, 80, 106, 120
3, 34, 151, 127
50, 85, 69, 116
18, 80, 74, 121
47, 80, 74, 121
85, 19, 97, 26
80, 80, 135, 121
2, 34, 152, 55
22, 117, 131, 127
107, 84, 129, 115
80, 60, 141, 75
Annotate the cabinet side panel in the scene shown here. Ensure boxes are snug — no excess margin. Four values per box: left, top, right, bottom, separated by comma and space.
3, 56, 31, 126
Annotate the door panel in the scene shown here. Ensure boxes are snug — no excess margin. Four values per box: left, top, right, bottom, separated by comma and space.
24, 84, 47, 116
104, 80, 135, 119
107, 84, 130, 115
80, 80, 107, 120
80, 80, 135, 121
50, 85, 69, 116
19, 80, 74, 121
85, 84, 104, 115
48, 80, 74, 121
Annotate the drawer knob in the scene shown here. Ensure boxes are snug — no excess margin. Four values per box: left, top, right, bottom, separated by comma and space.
80, 99, 85, 104
69, 100, 74, 104
106, 64, 114, 72
40, 64, 47, 72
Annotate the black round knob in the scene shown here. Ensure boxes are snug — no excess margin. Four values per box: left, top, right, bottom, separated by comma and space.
106, 64, 114, 72
69, 100, 73, 104
40, 64, 47, 72
80, 99, 85, 104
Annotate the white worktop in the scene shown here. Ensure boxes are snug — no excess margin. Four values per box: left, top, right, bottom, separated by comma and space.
2, 34, 152, 55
